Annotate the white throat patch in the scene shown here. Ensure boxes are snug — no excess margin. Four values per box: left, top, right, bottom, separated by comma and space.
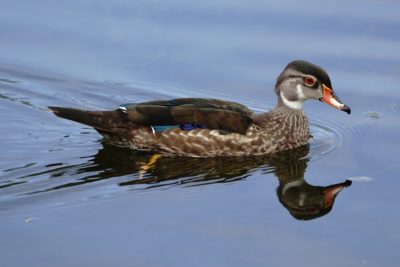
280, 87, 304, 110
296, 84, 306, 100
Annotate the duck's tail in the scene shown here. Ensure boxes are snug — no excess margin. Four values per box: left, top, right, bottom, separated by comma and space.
48, 106, 129, 134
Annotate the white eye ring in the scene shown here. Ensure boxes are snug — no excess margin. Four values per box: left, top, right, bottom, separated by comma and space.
304, 76, 316, 87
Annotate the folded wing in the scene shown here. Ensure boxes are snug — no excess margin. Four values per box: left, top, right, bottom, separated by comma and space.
121, 98, 254, 134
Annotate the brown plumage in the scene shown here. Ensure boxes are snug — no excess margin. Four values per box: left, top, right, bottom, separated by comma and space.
49, 60, 351, 157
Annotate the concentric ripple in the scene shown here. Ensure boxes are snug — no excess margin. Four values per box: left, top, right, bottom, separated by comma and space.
307, 111, 357, 161
309, 122, 342, 160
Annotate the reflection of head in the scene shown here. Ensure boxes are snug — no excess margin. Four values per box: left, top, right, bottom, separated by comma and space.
277, 180, 352, 220
270, 145, 352, 220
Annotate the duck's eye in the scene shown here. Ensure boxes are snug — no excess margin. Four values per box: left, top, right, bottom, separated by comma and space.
304, 77, 316, 87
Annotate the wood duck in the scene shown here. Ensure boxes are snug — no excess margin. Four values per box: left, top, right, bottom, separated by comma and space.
49, 60, 351, 157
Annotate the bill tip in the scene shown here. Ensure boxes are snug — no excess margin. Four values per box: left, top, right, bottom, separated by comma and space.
342, 105, 351, 115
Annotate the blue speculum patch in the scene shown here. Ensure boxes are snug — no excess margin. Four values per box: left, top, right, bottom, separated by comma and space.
152, 123, 205, 132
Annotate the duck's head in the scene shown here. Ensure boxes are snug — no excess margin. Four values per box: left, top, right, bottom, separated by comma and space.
275, 60, 351, 114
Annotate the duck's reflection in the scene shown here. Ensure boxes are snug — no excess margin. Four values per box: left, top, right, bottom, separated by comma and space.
38, 144, 351, 220
76, 144, 350, 220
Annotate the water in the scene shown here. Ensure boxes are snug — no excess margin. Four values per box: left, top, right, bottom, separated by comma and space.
1, 0, 400, 266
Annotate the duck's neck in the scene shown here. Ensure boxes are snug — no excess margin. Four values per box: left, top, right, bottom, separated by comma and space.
277, 91, 304, 110
272, 105, 309, 131
266, 100, 311, 146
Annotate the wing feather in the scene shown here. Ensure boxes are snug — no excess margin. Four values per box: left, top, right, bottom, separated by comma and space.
121, 98, 254, 134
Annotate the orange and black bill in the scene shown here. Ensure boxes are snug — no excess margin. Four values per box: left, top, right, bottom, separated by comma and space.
320, 84, 351, 114
323, 180, 352, 208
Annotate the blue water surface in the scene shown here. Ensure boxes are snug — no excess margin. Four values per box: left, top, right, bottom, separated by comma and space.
0, 1, 400, 266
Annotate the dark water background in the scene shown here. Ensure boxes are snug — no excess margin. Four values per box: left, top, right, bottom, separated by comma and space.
1, 0, 400, 266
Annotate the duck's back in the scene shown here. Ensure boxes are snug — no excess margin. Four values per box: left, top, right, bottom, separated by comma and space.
50, 98, 268, 156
